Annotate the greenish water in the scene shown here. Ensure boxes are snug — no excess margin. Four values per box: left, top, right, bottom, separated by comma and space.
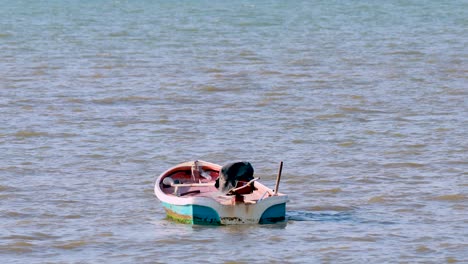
1, 1, 467, 263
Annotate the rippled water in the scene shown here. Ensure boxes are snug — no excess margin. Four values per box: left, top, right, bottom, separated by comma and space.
1, 0, 467, 263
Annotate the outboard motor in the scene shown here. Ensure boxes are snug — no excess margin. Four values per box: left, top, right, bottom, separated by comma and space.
215, 161, 254, 194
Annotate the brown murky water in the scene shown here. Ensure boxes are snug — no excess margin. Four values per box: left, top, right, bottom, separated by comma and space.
1, 1, 467, 263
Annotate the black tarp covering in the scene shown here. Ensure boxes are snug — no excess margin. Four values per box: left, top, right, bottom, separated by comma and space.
215, 161, 254, 194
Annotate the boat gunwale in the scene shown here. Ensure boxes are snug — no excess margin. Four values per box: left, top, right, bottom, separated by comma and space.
154, 160, 288, 207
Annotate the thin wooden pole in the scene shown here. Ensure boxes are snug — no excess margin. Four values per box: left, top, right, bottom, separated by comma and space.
274, 161, 283, 195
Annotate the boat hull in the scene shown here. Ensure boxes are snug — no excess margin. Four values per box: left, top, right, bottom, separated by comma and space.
161, 200, 286, 225
155, 160, 288, 225
162, 202, 221, 225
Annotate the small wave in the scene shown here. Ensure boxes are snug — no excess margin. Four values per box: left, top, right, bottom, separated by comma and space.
291, 139, 306, 144
319, 246, 350, 251
92, 96, 154, 105
4, 211, 30, 218
80, 154, 105, 159
3, 235, 36, 240
447, 160, 468, 165
346, 236, 377, 242
340, 106, 365, 113
305, 205, 353, 211
203, 68, 224, 73
66, 98, 84, 104
94, 64, 114, 70
56, 133, 78, 138
13, 131, 77, 139
364, 130, 378, 135
199, 85, 223, 92
97, 232, 113, 237
432, 194, 466, 202
64, 214, 82, 219
0, 33, 12, 38
14, 130, 49, 138
349, 95, 365, 100
416, 245, 435, 253
288, 59, 314, 67
316, 188, 343, 194
91, 73, 104, 78
339, 106, 385, 114
287, 210, 352, 222
338, 141, 355, 147
32, 232, 60, 240
260, 70, 281, 75
316, 113, 346, 120
264, 91, 288, 97
54, 240, 90, 250
256, 97, 280, 106
368, 196, 387, 203
92, 97, 119, 104
0, 185, 13, 192
109, 31, 129, 37
0, 193, 14, 199
383, 162, 425, 168
32, 69, 46, 76
3, 242, 34, 253
446, 88, 467, 96
285, 73, 312, 78
3, 232, 58, 241
406, 144, 427, 148
384, 50, 425, 56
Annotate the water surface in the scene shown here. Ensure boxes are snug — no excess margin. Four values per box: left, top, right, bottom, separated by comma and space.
1, 0, 467, 263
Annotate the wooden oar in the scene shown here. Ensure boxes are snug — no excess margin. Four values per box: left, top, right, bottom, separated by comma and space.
274, 161, 283, 195
227, 177, 259, 195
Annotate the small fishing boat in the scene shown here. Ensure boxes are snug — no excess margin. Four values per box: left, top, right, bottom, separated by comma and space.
154, 160, 288, 225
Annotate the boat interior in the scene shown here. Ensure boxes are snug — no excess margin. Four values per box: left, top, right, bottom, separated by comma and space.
159, 163, 275, 205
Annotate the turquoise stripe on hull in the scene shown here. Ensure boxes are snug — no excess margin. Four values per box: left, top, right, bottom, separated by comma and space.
259, 203, 286, 224
162, 202, 221, 225
162, 202, 286, 225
